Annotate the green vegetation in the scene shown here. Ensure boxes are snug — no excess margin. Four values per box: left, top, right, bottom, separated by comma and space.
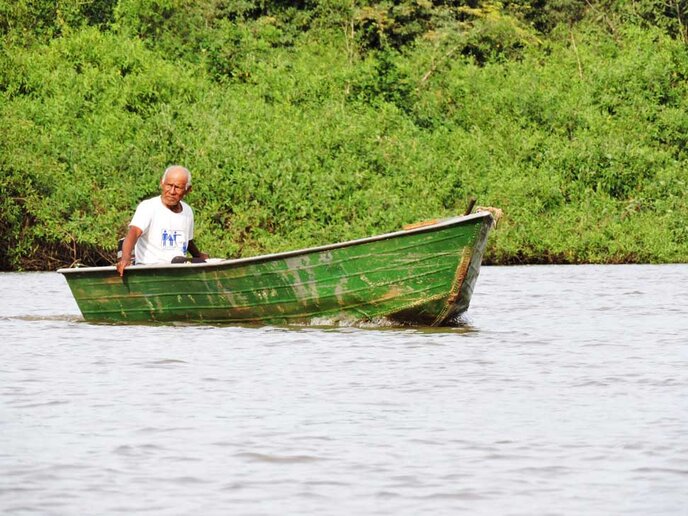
1, 0, 687, 270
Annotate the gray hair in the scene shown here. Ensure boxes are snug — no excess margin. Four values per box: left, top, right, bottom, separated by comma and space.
161, 165, 192, 190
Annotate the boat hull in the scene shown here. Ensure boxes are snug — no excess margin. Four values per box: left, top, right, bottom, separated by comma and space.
59, 213, 493, 326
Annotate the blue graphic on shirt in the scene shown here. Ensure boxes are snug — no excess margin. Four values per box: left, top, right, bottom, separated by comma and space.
160, 229, 186, 251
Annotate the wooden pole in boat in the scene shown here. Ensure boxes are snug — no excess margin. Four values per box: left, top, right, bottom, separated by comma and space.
464, 197, 476, 216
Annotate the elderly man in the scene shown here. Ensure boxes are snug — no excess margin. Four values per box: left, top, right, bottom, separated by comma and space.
117, 165, 208, 277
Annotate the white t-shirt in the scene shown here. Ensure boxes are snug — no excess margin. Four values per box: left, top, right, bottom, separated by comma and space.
130, 196, 195, 264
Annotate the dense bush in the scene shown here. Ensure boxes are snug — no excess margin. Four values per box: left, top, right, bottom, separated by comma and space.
1, 0, 687, 270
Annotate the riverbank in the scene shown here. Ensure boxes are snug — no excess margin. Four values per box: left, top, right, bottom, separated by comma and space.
2, 2, 687, 271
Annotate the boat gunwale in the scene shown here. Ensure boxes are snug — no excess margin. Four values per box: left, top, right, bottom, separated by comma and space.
58, 212, 493, 275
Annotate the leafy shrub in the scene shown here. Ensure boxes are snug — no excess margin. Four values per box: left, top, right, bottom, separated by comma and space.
1, 1, 687, 269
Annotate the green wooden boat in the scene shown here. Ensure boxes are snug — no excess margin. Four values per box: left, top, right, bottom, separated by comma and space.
58, 212, 494, 326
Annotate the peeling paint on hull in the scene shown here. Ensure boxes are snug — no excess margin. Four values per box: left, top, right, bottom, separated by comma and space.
59, 213, 494, 326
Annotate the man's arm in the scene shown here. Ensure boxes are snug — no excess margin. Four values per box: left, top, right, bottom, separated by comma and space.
116, 225, 142, 277
187, 240, 209, 260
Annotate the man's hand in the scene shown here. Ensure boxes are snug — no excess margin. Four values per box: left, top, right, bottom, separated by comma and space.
116, 259, 130, 277
187, 240, 208, 261
117, 226, 142, 277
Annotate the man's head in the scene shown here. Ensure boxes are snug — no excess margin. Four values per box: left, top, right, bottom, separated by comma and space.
160, 165, 191, 209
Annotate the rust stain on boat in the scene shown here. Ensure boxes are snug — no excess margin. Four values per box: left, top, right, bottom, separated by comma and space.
379, 286, 403, 301
403, 219, 439, 230
431, 246, 473, 326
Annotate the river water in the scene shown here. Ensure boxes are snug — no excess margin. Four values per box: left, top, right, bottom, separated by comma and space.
1, 265, 686, 515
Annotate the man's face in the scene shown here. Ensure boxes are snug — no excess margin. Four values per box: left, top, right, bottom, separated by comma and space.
160, 169, 189, 208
